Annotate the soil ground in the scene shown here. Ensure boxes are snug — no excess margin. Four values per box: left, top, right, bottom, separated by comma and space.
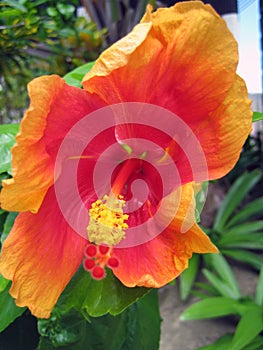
159, 252, 258, 350
158, 182, 259, 350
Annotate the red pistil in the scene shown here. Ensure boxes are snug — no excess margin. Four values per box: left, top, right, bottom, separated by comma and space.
83, 243, 120, 280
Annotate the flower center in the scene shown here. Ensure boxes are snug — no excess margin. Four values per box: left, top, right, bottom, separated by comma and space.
87, 194, 128, 246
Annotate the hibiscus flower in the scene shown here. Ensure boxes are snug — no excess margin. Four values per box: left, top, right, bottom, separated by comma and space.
0, 2, 252, 318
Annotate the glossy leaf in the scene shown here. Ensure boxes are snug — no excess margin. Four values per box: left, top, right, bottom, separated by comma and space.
180, 297, 247, 320
213, 170, 261, 232
228, 308, 263, 350
179, 254, 200, 300
253, 112, 263, 122
0, 283, 26, 332
63, 62, 95, 88
56, 267, 150, 317
0, 124, 19, 174
39, 290, 161, 350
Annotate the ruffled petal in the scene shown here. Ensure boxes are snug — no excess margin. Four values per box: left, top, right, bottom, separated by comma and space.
83, 2, 238, 118
113, 183, 217, 287
0, 75, 104, 213
196, 75, 252, 179
82, 2, 251, 182
0, 186, 86, 318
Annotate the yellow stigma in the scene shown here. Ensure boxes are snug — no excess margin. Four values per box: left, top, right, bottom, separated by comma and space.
87, 194, 128, 246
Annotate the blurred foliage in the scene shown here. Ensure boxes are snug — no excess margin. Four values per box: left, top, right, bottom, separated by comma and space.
0, 0, 106, 123
82, 0, 156, 45
181, 257, 263, 350
226, 131, 263, 196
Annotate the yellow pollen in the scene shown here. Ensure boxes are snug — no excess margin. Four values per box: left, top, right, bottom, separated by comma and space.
87, 194, 128, 246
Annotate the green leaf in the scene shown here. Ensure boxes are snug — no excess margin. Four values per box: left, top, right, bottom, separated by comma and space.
180, 297, 248, 321
2, 0, 27, 12
63, 62, 95, 88
0, 274, 9, 293
228, 308, 263, 350
219, 236, 263, 250
222, 249, 263, 270
39, 290, 161, 350
226, 197, 263, 228
1, 212, 18, 244
194, 281, 220, 297
223, 221, 263, 236
0, 282, 26, 332
46, 6, 58, 17
197, 334, 233, 350
195, 182, 208, 222
57, 4, 75, 18
255, 265, 263, 305
202, 269, 240, 299
179, 254, 200, 300
253, 111, 263, 122
0, 124, 19, 174
213, 170, 261, 232
244, 336, 263, 350
56, 267, 150, 317
203, 254, 241, 299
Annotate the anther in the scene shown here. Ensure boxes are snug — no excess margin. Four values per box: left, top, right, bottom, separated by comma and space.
87, 194, 129, 246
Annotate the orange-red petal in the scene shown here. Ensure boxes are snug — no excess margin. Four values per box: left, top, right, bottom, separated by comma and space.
0, 75, 104, 213
196, 75, 252, 179
113, 183, 217, 287
82, 2, 251, 182
83, 2, 238, 116
0, 186, 86, 318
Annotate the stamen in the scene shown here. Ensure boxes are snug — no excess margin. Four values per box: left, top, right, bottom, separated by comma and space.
83, 243, 120, 281
87, 194, 128, 246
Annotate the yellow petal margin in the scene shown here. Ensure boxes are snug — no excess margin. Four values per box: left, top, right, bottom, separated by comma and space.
0, 76, 63, 213
82, 1, 238, 117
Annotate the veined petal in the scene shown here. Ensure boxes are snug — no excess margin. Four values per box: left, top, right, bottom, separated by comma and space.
83, 2, 238, 119
0, 186, 86, 318
81, 2, 251, 183
0, 75, 104, 213
197, 75, 252, 179
113, 183, 217, 287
